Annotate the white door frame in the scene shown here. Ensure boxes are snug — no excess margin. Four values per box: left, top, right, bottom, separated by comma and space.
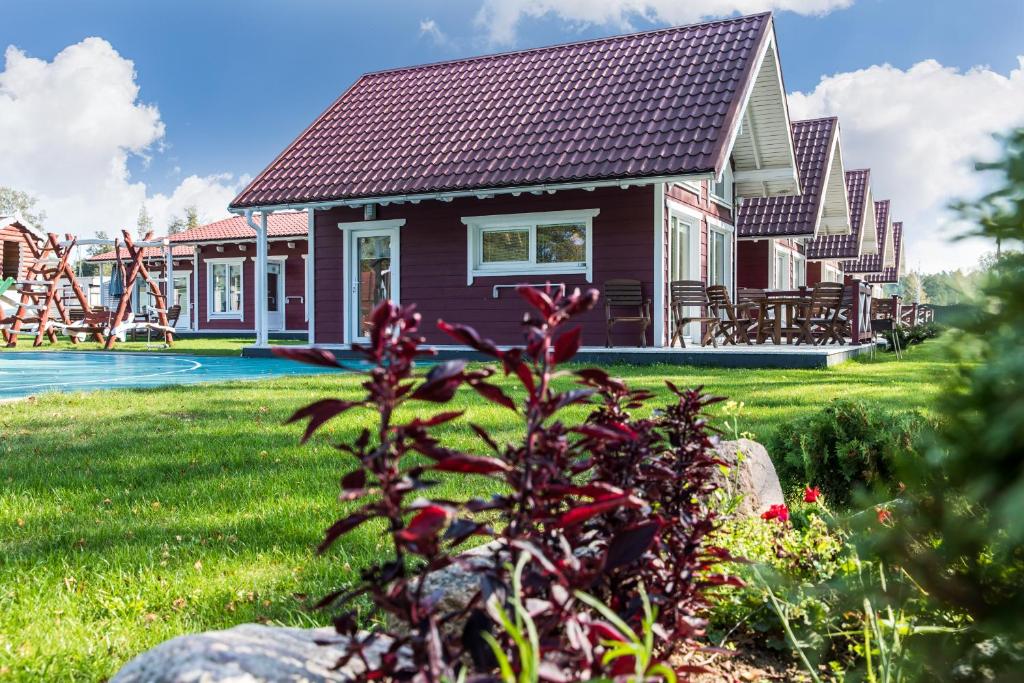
171, 271, 193, 331
667, 199, 703, 342
342, 222, 402, 343
265, 259, 285, 331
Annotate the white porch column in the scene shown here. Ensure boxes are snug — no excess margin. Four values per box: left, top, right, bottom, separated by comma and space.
192, 247, 199, 330
164, 240, 174, 314
306, 207, 315, 345
256, 212, 270, 346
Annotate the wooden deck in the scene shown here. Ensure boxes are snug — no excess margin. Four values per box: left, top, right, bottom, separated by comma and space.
243, 341, 876, 369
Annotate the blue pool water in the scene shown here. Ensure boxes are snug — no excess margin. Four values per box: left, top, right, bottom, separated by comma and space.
0, 352, 341, 399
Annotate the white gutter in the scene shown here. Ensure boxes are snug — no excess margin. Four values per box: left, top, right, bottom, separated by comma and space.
227, 173, 716, 215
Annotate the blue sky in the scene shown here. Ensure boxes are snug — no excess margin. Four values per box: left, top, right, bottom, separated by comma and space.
1, 0, 1022, 270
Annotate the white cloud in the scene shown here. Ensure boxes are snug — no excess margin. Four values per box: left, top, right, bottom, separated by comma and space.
789, 57, 1024, 273
0, 38, 242, 238
419, 18, 452, 48
473, 0, 853, 46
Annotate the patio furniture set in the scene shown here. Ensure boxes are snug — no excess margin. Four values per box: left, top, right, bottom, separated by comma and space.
604, 279, 852, 348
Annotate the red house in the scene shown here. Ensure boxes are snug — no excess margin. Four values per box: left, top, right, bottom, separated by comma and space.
843, 199, 898, 294
87, 214, 310, 335
735, 116, 852, 290
228, 13, 804, 348
804, 169, 878, 286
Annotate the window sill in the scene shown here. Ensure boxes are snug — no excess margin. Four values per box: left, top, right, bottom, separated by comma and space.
709, 196, 733, 210
469, 266, 589, 284
207, 313, 243, 321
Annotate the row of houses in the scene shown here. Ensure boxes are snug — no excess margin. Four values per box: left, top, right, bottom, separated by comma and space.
86, 11, 905, 348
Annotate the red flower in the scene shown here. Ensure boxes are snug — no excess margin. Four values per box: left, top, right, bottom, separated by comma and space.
803, 486, 821, 504
876, 507, 893, 525
761, 504, 789, 523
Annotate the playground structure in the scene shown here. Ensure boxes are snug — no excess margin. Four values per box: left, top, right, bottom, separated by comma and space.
0, 230, 176, 349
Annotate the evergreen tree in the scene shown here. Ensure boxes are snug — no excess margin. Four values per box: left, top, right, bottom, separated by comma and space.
136, 205, 153, 238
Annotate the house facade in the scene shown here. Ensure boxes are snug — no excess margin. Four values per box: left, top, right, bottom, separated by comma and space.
735, 117, 852, 291
805, 168, 878, 286
844, 199, 898, 295
228, 13, 808, 348
88, 214, 310, 334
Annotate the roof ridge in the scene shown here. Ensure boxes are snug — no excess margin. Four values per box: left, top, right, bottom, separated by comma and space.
362, 12, 772, 78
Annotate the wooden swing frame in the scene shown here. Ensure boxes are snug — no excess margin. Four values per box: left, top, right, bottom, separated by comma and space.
2, 230, 175, 348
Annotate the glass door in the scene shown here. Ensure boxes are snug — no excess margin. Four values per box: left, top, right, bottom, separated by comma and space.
350, 229, 398, 342
266, 261, 284, 331
172, 275, 191, 331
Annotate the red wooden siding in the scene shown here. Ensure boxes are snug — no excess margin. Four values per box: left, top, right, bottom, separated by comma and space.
194, 241, 308, 332
0, 224, 37, 281
737, 240, 770, 288
313, 186, 655, 347
806, 261, 823, 286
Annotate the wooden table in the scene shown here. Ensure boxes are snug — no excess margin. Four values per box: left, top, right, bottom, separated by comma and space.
757, 295, 811, 345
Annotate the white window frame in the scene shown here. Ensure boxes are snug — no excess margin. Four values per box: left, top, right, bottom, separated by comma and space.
823, 262, 843, 283
709, 165, 734, 208
793, 250, 807, 287
705, 215, 735, 295
206, 257, 245, 321
462, 209, 598, 285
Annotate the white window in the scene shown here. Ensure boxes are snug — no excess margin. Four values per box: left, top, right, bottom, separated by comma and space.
709, 166, 733, 207
823, 263, 843, 283
794, 252, 806, 287
207, 259, 243, 319
706, 216, 734, 293
774, 250, 789, 289
463, 209, 598, 284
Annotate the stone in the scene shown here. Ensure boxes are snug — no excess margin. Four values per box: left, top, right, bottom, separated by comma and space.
709, 438, 785, 516
111, 624, 396, 683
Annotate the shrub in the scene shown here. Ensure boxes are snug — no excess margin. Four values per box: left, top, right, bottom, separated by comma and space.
275, 285, 734, 680
770, 399, 929, 506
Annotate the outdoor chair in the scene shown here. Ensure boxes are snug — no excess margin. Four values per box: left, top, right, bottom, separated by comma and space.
737, 288, 772, 343
669, 280, 719, 348
707, 285, 756, 345
130, 304, 180, 341
792, 282, 846, 345
603, 279, 651, 348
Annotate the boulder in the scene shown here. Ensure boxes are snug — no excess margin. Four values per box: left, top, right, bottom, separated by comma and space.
709, 438, 785, 516
111, 624, 395, 683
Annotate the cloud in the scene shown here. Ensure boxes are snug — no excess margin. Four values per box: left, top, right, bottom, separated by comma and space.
419, 18, 452, 48
473, 0, 854, 46
0, 37, 242, 237
789, 57, 1024, 273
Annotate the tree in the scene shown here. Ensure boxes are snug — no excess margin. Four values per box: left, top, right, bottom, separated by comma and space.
166, 205, 200, 236
899, 270, 925, 303
0, 187, 45, 228
136, 205, 153, 238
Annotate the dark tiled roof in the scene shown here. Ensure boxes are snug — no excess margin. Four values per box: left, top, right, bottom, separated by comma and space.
807, 168, 869, 260
230, 13, 774, 209
844, 199, 890, 273
737, 117, 835, 238
866, 221, 903, 283
88, 245, 193, 262
169, 213, 308, 244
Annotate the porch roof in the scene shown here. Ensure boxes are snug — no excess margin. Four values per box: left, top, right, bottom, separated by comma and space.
87, 245, 193, 263
230, 12, 799, 210
0, 214, 45, 241
168, 213, 308, 244
806, 168, 875, 261
844, 200, 893, 273
737, 117, 849, 239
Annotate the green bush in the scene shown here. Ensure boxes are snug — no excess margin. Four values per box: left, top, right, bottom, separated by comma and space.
770, 399, 929, 505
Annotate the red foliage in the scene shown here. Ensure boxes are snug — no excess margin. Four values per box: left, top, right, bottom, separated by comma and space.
804, 486, 822, 503
276, 285, 735, 681
761, 504, 790, 523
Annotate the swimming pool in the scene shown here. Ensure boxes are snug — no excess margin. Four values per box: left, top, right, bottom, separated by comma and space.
0, 352, 340, 400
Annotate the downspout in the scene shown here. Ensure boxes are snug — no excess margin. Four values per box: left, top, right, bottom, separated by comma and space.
245, 209, 270, 347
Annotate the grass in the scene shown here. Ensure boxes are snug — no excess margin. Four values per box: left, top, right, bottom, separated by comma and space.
0, 340, 954, 680
2, 336, 299, 357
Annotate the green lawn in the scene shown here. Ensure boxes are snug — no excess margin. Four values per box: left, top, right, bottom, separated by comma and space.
0, 340, 953, 681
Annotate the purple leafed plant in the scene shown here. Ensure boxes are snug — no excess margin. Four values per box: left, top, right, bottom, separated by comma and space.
275, 285, 737, 680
